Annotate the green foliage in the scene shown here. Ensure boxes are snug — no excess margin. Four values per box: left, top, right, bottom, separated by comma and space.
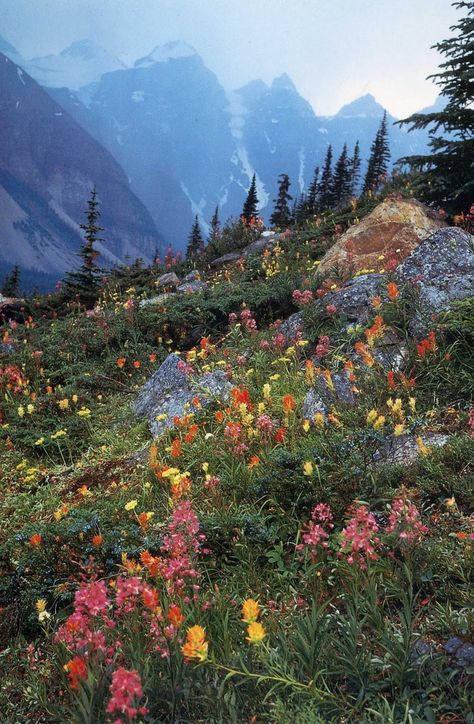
396, 1, 474, 211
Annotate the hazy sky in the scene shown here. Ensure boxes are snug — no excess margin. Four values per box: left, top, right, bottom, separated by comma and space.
0, 0, 460, 117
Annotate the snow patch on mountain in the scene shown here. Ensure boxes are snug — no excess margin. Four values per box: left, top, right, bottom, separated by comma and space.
180, 182, 210, 234
26, 39, 126, 90
135, 41, 197, 67
298, 147, 306, 193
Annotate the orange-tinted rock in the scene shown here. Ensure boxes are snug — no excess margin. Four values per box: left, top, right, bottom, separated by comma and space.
317, 198, 446, 281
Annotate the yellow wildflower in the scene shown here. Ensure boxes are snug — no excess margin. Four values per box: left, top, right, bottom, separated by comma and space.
303, 461, 313, 476
124, 499, 138, 511
242, 598, 260, 623
246, 621, 266, 644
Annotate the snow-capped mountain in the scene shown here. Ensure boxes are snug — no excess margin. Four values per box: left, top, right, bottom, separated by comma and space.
45, 43, 432, 249
26, 39, 126, 89
0, 34, 24, 66
0, 53, 162, 277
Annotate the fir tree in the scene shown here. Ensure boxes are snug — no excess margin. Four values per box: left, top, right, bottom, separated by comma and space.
1, 264, 21, 297
318, 145, 334, 210
396, 1, 474, 211
362, 113, 391, 194
242, 173, 259, 222
349, 141, 361, 196
306, 166, 320, 215
62, 187, 103, 308
270, 174, 293, 227
332, 144, 352, 206
208, 206, 221, 245
186, 216, 205, 260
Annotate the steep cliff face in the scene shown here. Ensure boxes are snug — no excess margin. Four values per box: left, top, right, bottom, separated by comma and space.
0, 53, 163, 275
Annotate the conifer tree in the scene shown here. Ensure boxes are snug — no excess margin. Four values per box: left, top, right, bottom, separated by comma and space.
242, 173, 259, 222
349, 141, 361, 196
396, 0, 474, 211
305, 166, 320, 217
318, 145, 334, 210
208, 206, 221, 245
270, 174, 293, 227
362, 113, 391, 194
186, 216, 205, 260
332, 144, 352, 206
62, 186, 103, 308
1, 264, 21, 297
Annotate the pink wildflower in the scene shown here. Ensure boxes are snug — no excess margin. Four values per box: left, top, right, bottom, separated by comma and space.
386, 498, 428, 544
339, 506, 380, 569
106, 667, 148, 722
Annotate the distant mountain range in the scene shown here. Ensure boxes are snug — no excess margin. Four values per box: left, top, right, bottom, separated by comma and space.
0, 34, 437, 280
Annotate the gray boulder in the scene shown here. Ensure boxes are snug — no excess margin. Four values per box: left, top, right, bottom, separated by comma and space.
183, 270, 201, 283
302, 370, 356, 422
395, 227, 474, 333
155, 272, 180, 289
279, 311, 304, 339
177, 280, 206, 293
313, 273, 384, 323
139, 293, 174, 307
210, 251, 242, 267
132, 353, 231, 436
373, 432, 449, 466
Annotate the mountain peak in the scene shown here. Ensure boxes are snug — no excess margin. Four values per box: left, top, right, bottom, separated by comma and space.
134, 41, 198, 68
0, 34, 23, 64
60, 39, 112, 60
271, 73, 297, 93
336, 93, 386, 119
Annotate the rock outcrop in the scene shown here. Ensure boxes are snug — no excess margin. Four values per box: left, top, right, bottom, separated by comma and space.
132, 353, 231, 436
395, 227, 474, 332
317, 198, 446, 281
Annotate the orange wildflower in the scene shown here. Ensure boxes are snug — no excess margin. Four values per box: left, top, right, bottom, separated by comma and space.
132, 360, 141, 369
275, 427, 286, 443
364, 315, 385, 346
64, 656, 88, 690
116, 357, 126, 368
215, 410, 224, 423
387, 282, 399, 301
140, 550, 161, 576
387, 371, 396, 390
142, 586, 159, 610
29, 534, 42, 547
242, 598, 260, 623
184, 424, 199, 443
92, 534, 103, 547
148, 353, 157, 362
248, 456, 260, 469
282, 394, 296, 413
371, 295, 382, 309
181, 625, 208, 661
168, 604, 186, 628
171, 438, 182, 458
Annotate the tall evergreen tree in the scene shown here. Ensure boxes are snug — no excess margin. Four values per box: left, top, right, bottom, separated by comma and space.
63, 187, 103, 308
318, 145, 334, 210
186, 216, 205, 260
332, 144, 352, 206
362, 113, 391, 194
305, 166, 320, 217
270, 174, 293, 227
242, 173, 259, 222
208, 206, 221, 245
396, 1, 474, 211
1, 264, 21, 297
349, 141, 361, 196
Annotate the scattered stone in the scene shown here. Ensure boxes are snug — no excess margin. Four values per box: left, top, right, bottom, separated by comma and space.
314, 273, 385, 324
302, 370, 356, 421
210, 251, 242, 267
155, 271, 180, 289
410, 639, 436, 665
176, 280, 206, 293
395, 227, 474, 333
279, 311, 304, 339
317, 197, 446, 280
370, 328, 409, 372
373, 432, 449, 466
444, 637, 474, 668
183, 270, 201, 283
139, 293, 174, 307
132, 352, 231, 436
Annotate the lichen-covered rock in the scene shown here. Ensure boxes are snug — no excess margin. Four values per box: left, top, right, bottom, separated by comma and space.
314, 273, 385, 323
395, 227, 474, 333
317, 197, 445, 280
176, 280, 206, 293
302, 370, 356, 422
139, 293, 174, 307
373, 432, 449, 466
279, 311, 304, 339
132, 353, 231, 436
155, 272, 180, 289
210, 251, 242, 267
182, 270, 201, 283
